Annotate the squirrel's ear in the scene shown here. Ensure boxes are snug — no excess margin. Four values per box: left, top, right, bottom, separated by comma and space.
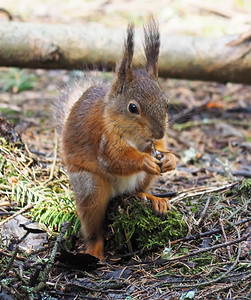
144, 17, 160, 81
113, 23, 134, 91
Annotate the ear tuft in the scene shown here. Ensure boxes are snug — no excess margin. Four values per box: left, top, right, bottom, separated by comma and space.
116, 23, 135, 81
144, 16, 160, 80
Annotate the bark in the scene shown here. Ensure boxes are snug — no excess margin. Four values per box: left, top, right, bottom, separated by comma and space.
0, 21, 250, 84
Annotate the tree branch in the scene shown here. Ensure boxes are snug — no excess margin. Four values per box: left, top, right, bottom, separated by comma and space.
0, 22, 250, 84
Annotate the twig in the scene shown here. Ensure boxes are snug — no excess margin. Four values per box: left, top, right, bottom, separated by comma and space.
49, 290, 101, 299
110, 247, 156, 261
177, 167, 251, 178
196, 3, 234, 19
0, 203, 33, 227
112, 218, 250, 262
173, 119, 250, 131
0, 246, 19, 277
27, 244, 54, 256
0, 190, 48, 228
128, 234, 247, 266
152, 191, 177, 198
169, 182, 238, 204
170, 217, 251, 244
207, 167, 251, 178
219, 217, 232, 259
154, 270, 250, 286
176, 234, 245, 263
169, 220, 243, 289
169, 96, 211, 126
31, 222, 69, 293
29, 265, 42, 287
196, 194, 211, 226
0, 249, 14, 258
201, 272, 251, 297
13, 268, 29, 285
226, 199, 251, 221
65, 278, 129, 293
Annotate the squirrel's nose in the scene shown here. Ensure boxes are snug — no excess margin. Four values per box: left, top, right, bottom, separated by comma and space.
153, 127, 164, 140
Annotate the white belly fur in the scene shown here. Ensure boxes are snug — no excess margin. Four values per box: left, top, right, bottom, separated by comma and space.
111, 171, 146, 198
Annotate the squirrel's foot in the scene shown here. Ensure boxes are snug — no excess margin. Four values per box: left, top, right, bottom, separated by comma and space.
137, 192, 171, 216
85, 237, 105, 260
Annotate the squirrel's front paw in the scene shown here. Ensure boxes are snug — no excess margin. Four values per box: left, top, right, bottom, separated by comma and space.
160, 153, 176, 173
142, 154, 161, 175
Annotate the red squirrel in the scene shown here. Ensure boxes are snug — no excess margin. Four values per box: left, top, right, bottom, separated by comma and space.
56, 18, 176, 260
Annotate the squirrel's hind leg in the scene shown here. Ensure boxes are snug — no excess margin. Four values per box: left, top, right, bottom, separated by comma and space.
136, 192, 171, 216
70, 172, 111, 260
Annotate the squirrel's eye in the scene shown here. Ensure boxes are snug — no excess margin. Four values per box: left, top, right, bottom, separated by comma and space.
128, 103, 139, 115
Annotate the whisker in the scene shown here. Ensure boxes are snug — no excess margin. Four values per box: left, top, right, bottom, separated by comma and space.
167, 96, 211, 125
167, 111, 198, 125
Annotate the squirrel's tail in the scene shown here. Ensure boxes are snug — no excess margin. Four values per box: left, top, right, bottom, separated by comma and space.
53, 71, 105, 135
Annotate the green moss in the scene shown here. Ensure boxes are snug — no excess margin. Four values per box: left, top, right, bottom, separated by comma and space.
223, 179, 251, 201
109, 198, 188, 253
240, 179, 251, 198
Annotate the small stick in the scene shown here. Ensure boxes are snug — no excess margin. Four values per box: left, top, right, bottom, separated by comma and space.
201, 272, 251, 297
170, 217, 251, 244
31, 222, 69, 293
169, 182, 238, 204
0, 203, 33, 227
177, 166, 251, 178
1, 246, 19, 277
219, 217, 232, 259
226, 198, 251, 221
128, 234, 247, 266
169, 222, 243, 289
29, 265, 42, 287
0, 197, 46, 228
152, 192, 177, 198
111, 218, 251, 262
196, 194, 212, 226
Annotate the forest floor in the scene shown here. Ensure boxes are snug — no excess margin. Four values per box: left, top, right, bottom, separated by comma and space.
0, 1, 251, 299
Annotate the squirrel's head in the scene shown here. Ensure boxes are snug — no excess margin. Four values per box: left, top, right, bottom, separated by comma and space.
106, 17, 168, 145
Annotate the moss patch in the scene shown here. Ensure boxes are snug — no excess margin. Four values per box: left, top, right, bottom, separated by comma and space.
239, 179, 251, 198
107, 197, 188, 253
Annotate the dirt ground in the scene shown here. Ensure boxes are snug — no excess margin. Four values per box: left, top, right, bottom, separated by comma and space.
0, 1, 251, 299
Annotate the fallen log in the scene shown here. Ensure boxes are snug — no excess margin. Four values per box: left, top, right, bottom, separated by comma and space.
0, 21, 250, 84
